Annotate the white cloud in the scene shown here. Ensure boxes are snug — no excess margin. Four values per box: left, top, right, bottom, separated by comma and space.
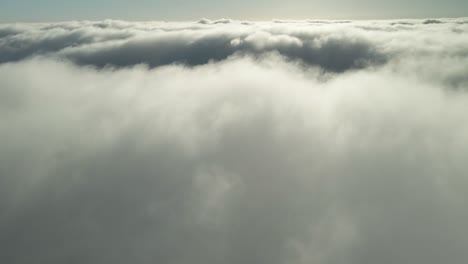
1, 18, 468, 264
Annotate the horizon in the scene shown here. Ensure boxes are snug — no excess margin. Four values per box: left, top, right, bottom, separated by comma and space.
1, 0, 467, 22
2, 16, 468, 24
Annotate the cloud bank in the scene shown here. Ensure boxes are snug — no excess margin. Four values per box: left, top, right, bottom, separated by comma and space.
1, 18, 466, 72
1, 18, 468, 264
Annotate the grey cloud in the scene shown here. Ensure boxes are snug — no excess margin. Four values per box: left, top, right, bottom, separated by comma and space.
197, 18, 234, 24
0, 21, 388, 72
198, 18, 213, 24
0, 25, 27, 38
423, 19, 444, 24
2, 18, 465, 72
0, 24, 134, 63
58, 30, 386, 72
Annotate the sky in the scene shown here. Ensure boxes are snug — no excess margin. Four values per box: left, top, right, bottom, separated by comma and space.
0, 0, 467, 22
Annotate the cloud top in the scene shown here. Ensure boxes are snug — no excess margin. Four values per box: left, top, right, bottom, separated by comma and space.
1, 18, 466, 72
1, 18, 468, 264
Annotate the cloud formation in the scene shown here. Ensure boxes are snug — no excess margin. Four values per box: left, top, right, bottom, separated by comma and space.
1, 18, 468, 264
0, 18, 465, 72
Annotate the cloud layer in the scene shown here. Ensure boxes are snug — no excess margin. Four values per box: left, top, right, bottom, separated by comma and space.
1, 17, 467, 72
1, 18, 468, 264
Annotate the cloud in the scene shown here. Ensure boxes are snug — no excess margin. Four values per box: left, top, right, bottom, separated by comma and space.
1, 18, 464, 72
1, 18, 468, 264
423, 19, 444, 24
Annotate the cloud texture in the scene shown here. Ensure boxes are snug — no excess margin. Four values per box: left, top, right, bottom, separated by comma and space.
1, 18, 468, 264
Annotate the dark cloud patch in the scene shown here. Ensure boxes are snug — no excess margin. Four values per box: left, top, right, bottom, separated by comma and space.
236, 34, 386, 72
61, 33, 239, 69
59, 31, 386, 72
390, 21, 414, 25
198, 18, 213, 24
423, 19, 444, 24
0, 26, 133, 63
197, 18, 234, 24
272, 19, 351, 24
0, 26, 24, 38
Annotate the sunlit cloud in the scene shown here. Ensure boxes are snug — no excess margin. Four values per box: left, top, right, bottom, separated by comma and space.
1, 18, 468, 264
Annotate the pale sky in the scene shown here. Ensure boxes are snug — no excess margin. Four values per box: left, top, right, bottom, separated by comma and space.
0, 0, 467, 22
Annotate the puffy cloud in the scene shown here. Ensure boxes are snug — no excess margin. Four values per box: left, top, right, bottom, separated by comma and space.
1, 18, 468, 264
0, 18, 465, 72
